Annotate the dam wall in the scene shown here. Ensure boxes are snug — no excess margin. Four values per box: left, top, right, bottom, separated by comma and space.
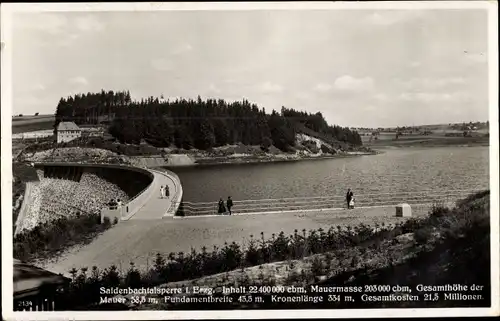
35, 162, 154, 199
17, 162, 183, 229
27, 163, 155, 226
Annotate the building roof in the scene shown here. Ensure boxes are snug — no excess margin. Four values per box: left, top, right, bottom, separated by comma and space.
14, 259, 70, 298
57, 122, 80, 131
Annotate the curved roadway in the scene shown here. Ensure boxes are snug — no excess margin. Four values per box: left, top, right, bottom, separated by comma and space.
127, 169, 179, 220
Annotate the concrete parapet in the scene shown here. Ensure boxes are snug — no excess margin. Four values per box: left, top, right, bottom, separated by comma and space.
148, 168, 183, 217
395, 203, 412, 217
15, 182, 34, 236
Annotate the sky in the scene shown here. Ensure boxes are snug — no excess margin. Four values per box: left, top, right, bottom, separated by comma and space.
9, 8, 490, 128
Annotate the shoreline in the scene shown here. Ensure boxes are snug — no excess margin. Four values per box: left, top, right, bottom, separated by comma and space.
17, 140, 489, 168
154, 142, 487, 167
135, 150, 379, 168
16, 147, 379, 168
189, 150, 378, 166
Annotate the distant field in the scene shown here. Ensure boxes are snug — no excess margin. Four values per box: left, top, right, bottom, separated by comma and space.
362, 133, 445, 142
362, 133, 489, 147
12, 114, 54, 122
12, 121, 54, 134
12, 115, 55, 134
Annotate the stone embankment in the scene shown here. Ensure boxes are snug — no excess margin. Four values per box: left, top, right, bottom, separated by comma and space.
22, 147, 131, 165
19, 136, 374, 169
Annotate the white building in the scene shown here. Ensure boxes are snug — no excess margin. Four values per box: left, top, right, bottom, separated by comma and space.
56, 122, 82, 143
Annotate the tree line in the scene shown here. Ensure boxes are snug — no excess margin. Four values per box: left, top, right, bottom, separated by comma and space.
54, 90, 362, 151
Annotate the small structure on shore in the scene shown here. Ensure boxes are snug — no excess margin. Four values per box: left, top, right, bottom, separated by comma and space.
56, 122, 81, 143
395, 203, 412, 217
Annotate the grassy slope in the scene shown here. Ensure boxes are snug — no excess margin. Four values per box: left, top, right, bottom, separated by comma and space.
132, 191, 490, 310
14, 214, 114, 264
313, 191, 491, 309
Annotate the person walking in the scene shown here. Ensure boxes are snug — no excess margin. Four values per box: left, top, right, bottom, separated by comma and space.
160, 186, 164, 199
164, 185, 170, 200
226, 196, 233, 215
346, 188, 354, 209
218, 198, 226, 215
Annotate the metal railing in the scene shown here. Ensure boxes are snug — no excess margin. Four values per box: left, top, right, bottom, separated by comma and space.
175, 188, 486, 217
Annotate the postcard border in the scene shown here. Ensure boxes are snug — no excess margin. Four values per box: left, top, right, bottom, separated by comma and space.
1, 1, 499, 319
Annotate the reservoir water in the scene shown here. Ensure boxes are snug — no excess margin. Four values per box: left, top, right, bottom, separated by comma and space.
167, 146, 490, 202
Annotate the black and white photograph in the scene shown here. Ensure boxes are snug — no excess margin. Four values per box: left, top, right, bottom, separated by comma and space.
1, 1, 499, 319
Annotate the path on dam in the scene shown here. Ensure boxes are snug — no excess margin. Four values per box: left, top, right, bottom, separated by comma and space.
41, 205, 432, 276
127, 169, 178, 220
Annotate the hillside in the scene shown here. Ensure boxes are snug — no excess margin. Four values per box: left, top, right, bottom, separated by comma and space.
17, 130, 374, 168
362, 133, 489, 148
354, 121, 488, 133
356, 120, 489, 148
13, 92, 371, 166
54, 91, 363, 153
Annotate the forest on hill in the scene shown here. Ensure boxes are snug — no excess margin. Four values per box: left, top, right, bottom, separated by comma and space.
54, 90, 362, 151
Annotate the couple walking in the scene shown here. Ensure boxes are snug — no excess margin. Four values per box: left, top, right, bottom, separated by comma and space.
160, 185, 170, 199
218, 196, 233, 215
346, 188, 355, 209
